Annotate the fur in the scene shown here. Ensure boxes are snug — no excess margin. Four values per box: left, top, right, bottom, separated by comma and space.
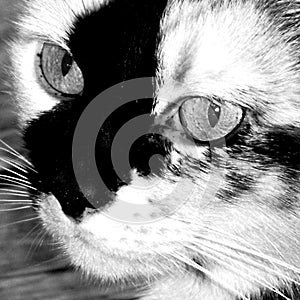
4, 0, 300, 299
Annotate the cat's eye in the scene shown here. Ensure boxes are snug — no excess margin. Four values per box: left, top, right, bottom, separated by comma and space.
38, 43, 84, 96
179, 97, 244, 142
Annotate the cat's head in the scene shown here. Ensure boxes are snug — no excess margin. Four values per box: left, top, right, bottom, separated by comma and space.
7, 0, 300, 298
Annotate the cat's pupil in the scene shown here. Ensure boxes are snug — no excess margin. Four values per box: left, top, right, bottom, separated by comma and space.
61, 53, 73, 77
208, 103, 221, 128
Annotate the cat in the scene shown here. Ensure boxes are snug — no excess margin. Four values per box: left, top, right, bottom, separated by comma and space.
3, 0, 300, 299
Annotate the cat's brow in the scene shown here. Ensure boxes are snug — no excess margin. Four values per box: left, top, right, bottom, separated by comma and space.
17, 0, 108, 46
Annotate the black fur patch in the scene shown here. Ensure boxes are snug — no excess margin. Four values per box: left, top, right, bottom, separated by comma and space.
24, 0, 169, 219
251, 127, 300, 170
220, 171, 255, 201
228, 122, 300, 173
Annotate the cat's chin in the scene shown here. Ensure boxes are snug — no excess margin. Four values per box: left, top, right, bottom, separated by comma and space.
37, 194, 185, 281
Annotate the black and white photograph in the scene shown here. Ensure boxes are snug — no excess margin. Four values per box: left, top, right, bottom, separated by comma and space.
0, 0, 300, 299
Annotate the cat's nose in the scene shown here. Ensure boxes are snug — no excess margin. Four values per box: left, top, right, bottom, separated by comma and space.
129, 133, 171, 177
72, 79, 175, 213
95, 98, 171, 194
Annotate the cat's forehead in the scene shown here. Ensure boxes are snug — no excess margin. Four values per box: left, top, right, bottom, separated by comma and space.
17, 0, 107, 46
156, 0, 300, 124
15, 0, 300, 126
157, 1, 263, 105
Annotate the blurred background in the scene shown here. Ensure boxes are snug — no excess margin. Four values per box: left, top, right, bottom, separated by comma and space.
0, 1, 109, 299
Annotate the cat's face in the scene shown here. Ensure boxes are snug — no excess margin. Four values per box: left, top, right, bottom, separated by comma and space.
8, 0, 300, 299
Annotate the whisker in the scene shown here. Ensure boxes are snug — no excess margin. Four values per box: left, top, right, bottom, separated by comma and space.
170, 212, 300, 284
23, 255, 69, 272
35, 231, 49, 254
0, 216, 39, 229
0, 199, 33, 203
13, 160, 34, 172
262, 232, 285, 261
202, 226, 285, 277
0, 174, 32, 185
0, 192, 30, 197
190, 240, 300, 287
0, 165, 28, 180
0, 206, 31, 212
142, 243, 182, 274
0, 256, 69, 280
190, 231, 300, 275
0, 145, 20, 157
26, 230, 47, 260
18, 223, 41, 244
170, 216, 300, 282
170, 216, 262, 253
170, 252, 250, 300
0, 188, 29, 194
172, 216, 276, 261
8, 158, 37, 174
0, 139, 34, 168
185, 243, 291, 300
0, 147, 27, 164
0, 202, 32, 206
0, 157, 28, 174
0, 176, 37, 191
0, 183, 28, 190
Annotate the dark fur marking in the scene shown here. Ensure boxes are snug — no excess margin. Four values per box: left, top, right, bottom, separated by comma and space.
219, 171, 255, 201
24, 0, 169, 219
228, 122, 300, 172
251, 127, 300, 170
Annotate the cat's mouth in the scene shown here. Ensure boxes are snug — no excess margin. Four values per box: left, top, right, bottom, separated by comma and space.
38, 192, 195, 281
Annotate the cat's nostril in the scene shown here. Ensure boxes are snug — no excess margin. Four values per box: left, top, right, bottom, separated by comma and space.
129, 134, 171, 177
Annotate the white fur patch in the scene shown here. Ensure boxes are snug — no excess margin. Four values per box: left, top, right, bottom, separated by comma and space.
9, 0, 109, 124
10, 41, 60, 124
157, 0, 300, 127
17, 0, 108, 46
